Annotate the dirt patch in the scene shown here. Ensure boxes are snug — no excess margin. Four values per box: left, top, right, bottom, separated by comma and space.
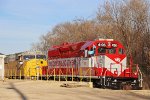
0, 80, 150, 100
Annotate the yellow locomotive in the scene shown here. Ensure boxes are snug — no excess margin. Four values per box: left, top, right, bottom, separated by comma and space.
4, 51, 47, 79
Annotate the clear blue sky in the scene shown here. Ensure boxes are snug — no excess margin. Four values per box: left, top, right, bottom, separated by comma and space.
0, 0, 101, 54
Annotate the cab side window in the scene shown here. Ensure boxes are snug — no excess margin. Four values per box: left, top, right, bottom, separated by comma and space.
119, 48, 124, 54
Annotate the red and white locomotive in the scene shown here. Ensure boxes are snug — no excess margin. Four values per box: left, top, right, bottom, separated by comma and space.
45, 39, 142, 89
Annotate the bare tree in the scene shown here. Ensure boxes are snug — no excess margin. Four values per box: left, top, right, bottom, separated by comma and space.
97, 0, 150, 66
32, 0, 150, 68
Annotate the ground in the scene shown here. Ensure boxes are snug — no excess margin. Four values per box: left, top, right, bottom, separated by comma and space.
0, 80, 150, 100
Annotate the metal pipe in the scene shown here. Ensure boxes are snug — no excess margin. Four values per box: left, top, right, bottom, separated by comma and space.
47, 68, 48, 81
59, 67, 60, 82
103, 69, 107, 87
20, 70, 21, 80
90, 67, 91, 82
54, 68, 55, 81
72, 66, 73, 81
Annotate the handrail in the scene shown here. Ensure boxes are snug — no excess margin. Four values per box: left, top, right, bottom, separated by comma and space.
103, 69, 107, 77
103, 69, 108, 87
131, 64, 143, 87
137, 64, 143, 87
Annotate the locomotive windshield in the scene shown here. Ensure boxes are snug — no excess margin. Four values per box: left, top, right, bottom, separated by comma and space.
23, 55, 35, 60
23, 55, 46, 60
108, 48, 116, 54
36, 55, 46, 59
97, 48, 116, 54
98, 48, 106, 53
97, 42, 117, 54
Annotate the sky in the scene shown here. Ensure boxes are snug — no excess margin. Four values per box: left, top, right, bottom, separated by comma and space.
0, 0, 101, 54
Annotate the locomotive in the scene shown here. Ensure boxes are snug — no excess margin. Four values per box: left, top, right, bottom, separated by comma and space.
45, 39, 142, 89
5, 51, 47, 79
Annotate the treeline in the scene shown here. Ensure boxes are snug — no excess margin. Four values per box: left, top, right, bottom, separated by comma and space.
32, 0, 150, 68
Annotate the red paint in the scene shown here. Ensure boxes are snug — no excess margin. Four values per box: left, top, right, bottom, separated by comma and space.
44, 39, 139, 80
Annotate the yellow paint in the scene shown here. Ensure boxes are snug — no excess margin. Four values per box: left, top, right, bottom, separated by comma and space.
5, 59, 47, 78
23, 59, 47, 77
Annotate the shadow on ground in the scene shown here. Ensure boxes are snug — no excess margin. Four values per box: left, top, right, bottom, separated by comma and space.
6, 82, 28, 100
